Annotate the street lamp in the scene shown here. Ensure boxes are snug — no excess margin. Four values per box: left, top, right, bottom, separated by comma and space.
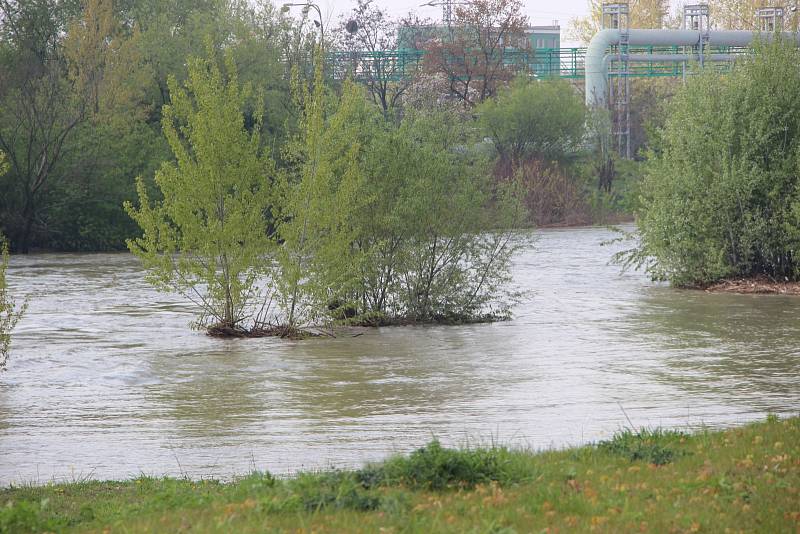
281, 3, 324, 46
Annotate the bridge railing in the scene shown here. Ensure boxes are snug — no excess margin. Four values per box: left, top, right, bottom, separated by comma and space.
328, 46, 753, 82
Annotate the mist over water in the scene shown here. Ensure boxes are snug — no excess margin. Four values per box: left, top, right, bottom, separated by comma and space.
2, 226, 799, 486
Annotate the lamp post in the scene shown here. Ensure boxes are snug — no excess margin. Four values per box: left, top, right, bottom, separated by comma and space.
281, 3, 324, 47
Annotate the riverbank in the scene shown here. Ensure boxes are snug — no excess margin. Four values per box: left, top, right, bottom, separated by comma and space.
704, 276, 800, 295
2, 416, 797, 533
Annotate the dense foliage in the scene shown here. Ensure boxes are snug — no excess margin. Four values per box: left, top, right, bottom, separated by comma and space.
355, 110, 526, 323
0, 0, 634, 257
629, 40, 800, 286
478, 78, 585, 163
120, 44, 527, 334
0, 0, 306, 253
271, 70, 528, 332
0, 152, 26, 369
0, 0, 646, 335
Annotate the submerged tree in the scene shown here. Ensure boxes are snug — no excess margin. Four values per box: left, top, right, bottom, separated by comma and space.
0, 235, 26, 370
348, 108, 528, 323
271, 39, 370, 332
125, 48, 275, 334
273, 70, 528, 329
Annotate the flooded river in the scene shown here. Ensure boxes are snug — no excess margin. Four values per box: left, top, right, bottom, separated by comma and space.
1, 226, 799, 486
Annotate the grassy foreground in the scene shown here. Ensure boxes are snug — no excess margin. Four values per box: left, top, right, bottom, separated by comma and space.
2, 416, 799, 533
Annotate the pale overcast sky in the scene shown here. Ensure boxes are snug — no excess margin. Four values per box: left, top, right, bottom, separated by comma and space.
296, 0, 594, 46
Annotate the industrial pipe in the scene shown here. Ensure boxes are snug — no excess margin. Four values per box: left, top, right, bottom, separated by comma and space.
602, 52, 739, 76
585, 29, 800, 107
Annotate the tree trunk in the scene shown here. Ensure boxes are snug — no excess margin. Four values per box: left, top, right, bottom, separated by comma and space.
20, 196, 35, 254
598, 157, 615, 193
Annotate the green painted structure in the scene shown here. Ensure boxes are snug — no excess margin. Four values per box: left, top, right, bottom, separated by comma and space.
525, 26, 560, 50
329, 45, 751, 82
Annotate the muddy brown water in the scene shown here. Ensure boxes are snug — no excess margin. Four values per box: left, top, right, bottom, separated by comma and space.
1, 226, 799, 485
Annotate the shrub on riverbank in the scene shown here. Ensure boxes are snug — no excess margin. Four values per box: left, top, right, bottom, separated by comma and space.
628, 39, 800, 287
2, 416, 798, 533
0, 158, 25, 369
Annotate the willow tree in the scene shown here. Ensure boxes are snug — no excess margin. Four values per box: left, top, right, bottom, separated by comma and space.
0, 236, 27, 370
272, 46, 368, 332
125, 49, 275, 334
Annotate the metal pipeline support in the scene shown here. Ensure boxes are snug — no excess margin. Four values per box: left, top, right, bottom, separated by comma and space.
585, 29, 800, 107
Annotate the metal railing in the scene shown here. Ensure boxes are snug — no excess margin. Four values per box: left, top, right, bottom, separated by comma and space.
328, 46, 752, 81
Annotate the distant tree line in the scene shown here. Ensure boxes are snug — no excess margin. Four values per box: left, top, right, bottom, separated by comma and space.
0, 0, 628, 256
0, 0, 311, 253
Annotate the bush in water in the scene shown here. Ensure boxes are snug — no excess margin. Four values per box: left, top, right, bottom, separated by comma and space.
626, 39, 800, 287
275, 80, 529, 330
125, 48, 276, 334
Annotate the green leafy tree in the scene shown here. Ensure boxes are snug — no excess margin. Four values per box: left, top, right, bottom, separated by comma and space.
350, 109, 528, 323
627, 39, 800, 286
0, 235, 26, 371
0, 0, 312, 253
229, 1, 299, 150
477, 78, 585, 164
273, 55, 368, 332
0, 0, 84, 252
42, 0, 161, 252
0, 0, 150, 252
388, 111, 526, 322
125, 48, 275, 333
274, 74, 527, 329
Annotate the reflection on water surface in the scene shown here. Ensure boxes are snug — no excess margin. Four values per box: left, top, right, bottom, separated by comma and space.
1, 226, 798, 485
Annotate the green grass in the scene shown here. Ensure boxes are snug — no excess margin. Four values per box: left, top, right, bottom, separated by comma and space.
2, 415, 799, 533
597, 428, 689, 466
